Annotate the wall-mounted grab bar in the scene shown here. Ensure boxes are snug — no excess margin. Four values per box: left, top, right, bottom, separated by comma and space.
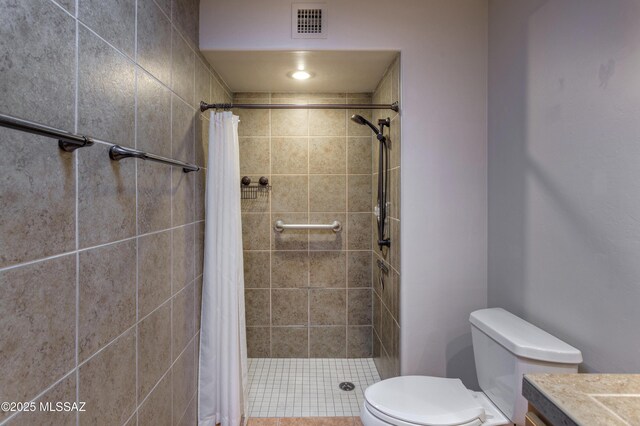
0, 112, 94, 152
109, 145, 199, 173
274, 220, 342, 233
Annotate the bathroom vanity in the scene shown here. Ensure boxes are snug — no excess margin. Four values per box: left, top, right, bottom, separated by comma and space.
522, 374, 640, 425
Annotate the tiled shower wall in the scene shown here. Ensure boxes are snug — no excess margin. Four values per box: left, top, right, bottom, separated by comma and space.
0, 0, 229, 424
238, 93, 374, 358
372, 56, 401, 379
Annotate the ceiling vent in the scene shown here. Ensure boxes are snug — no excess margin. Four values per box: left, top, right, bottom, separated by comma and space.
292, 3, 327, 39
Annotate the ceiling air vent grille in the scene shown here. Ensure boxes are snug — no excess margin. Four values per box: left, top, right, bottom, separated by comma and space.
292, 3, 327, 39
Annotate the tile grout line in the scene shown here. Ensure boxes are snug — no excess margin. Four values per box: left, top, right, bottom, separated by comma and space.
306, 95, 311, 358
133, 0, 140, 420
73, 3, 80, 424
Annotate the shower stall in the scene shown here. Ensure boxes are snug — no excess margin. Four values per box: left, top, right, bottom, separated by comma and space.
204, 53, 402, 417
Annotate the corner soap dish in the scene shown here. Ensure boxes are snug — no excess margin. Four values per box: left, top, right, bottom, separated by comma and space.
240, 176, 271, 200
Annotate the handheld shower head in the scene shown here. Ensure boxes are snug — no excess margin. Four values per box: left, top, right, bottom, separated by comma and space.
350, 114, 381, 135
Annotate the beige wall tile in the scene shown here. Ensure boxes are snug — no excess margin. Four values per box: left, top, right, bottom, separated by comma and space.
389, 219, 400, 271
78, 143, 136, 248
0, 131, 75, 268
309, 109, 346, 136
245, 289, 270, 326
271, 175, 308, 212
310, 289, 346, 326
239, 137, 270, 175
137, 373, 172, 426
172, 339, 196, 424
172, 282, 196, 360
348, 213, 372, 250
195, 221, 205, 277
242, 213, 270, 250
79, 329, 136, 426
195, 276, 203, 331
271, 251, 309, 288
347, 326, 373, 358
236, 108, 270, 137
247, 326, 270, 357
195, 167, 207, 220
137, 160, 172, 234
171, 95, 196, 163
138, 231, 171, 318
138, 302, 171, 400
309, 251, 346, 288
271, 327, 308, 358
177, 391, 197, 426
0, 255, 75, 415
271, 109, 308, 136
172, 224, 195, 294
348, 251, 372, 288
79, 239, 136, 362
309, 175, 346, 213
272, 137, 308, 174
390, 114, 401, 169
195, 114, 209, 168
389, 167, 400, 220
171, 168, 195, 227
347, 137, 372, 174
348, 289, 372, 326
6, 374, 76, 426
272, 289, 308, 326
309, 137, 346, 174
348, 175, 372, 212
242, 213, 271, 250
243, 250, 270, 288
309, 327, 347, 358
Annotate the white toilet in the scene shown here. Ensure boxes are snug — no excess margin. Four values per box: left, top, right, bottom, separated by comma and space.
361, 308, 583, 426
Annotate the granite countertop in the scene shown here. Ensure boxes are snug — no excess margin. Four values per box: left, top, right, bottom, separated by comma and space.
523, 374, 640, 426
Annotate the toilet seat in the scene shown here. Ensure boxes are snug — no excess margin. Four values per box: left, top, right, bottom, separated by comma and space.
363, 376, 493, 426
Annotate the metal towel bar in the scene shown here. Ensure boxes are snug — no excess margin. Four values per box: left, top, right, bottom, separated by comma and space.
274, 219, 342, 233
109, 145, 199, 173
0, 112, 94, 152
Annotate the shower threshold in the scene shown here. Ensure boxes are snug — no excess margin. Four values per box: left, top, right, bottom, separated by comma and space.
248, 358, 380, 417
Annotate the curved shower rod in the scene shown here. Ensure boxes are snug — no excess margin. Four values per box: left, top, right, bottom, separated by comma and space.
200, 101, 399, 112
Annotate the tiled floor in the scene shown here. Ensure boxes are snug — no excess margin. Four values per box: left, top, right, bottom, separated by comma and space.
248, 358, 380, 418
248, 417, 363, 426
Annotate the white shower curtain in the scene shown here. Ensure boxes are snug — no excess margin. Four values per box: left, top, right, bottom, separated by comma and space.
198, 111, 248, 426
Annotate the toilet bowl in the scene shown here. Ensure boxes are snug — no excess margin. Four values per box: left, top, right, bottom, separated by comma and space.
360, 308, 583, 426
361, 376, 508, 426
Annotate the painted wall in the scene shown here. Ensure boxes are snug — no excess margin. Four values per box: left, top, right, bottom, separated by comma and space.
488, 0, 640, 373
201, 0, 488, 385
0, 0, 229, 423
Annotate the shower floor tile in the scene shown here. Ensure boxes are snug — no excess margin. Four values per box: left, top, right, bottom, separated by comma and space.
248, 358, 380, 418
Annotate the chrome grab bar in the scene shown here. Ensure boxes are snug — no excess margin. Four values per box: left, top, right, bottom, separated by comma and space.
274, 220, 342, 233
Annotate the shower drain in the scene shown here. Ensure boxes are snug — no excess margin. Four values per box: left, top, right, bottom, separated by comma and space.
339, 382, 355, 391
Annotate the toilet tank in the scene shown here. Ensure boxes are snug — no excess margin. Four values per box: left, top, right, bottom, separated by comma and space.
469, 308, 582, 426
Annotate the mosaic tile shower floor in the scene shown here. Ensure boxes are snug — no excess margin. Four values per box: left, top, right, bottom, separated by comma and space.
248, 358, 381, 417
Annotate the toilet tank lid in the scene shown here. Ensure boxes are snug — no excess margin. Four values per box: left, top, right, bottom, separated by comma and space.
469, 308, 583, 364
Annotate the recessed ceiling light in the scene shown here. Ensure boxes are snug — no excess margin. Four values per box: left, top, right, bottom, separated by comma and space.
289, 70, 312, 80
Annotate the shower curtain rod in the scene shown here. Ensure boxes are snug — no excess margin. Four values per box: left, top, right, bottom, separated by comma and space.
200, 101, 399, 112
